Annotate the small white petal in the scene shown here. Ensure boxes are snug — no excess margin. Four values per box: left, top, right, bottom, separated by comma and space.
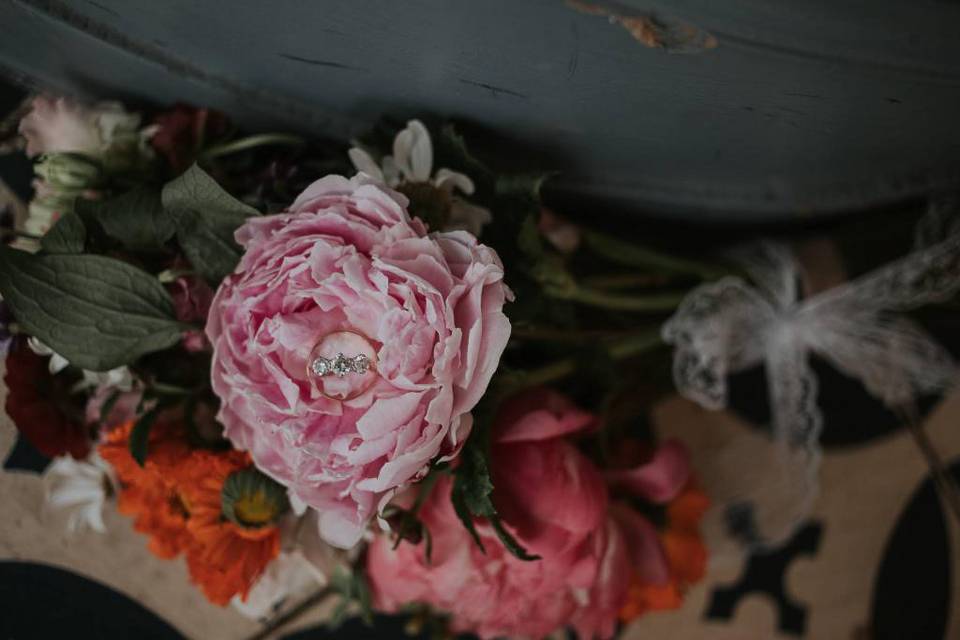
43, 454, 111, 535
393, 120, 433, 183
27, 337, 54, 357
434, 168, 475, 195
381, 155, 402, 186
347, 147, 385, 183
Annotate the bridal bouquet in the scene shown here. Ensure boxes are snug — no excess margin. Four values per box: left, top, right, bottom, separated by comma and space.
0, 96, 714, 638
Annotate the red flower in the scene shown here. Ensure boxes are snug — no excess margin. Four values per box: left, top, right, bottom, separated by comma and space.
4, 343, 90, 459
150, 104, 229, 173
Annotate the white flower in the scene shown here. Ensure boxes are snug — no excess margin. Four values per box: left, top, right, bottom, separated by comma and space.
27, 337, 134, 391
348, 120, 492, 236
43, 453, 114, 534
231, 550, 327, 620
18, 96, 144, 160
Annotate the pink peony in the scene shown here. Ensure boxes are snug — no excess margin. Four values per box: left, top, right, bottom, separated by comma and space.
206, 175, 512, 548
367, 389, 682, 639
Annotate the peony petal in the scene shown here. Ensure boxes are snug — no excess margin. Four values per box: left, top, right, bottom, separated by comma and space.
610, 504, 671, 585
605, 439, 691, 503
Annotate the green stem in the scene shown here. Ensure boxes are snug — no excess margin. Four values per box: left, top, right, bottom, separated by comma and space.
547, 284, 686, 312
201, 133, 305, 160
511, 325, 656, 342
583, 229, 728, 281
581, 273, 669, 290
505, 328, 664, 392
149, 381, 196, 396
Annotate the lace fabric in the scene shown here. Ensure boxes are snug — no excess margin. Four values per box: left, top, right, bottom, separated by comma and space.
663, 201, 960, 549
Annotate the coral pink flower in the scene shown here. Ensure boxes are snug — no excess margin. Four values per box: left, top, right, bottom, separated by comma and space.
367, 389, 686, 639
206, 175, 512, 548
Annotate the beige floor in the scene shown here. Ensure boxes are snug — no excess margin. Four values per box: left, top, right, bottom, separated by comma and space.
2, 361, 959, 639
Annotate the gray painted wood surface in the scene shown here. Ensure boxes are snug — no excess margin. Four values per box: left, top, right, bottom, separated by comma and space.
1, 0, 960, 222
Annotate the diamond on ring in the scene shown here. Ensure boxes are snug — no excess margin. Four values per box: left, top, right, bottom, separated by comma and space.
311, 353, 371, 378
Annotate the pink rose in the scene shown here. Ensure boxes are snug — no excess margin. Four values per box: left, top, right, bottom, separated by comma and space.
367, 389, 682, 639
206, 175, 512, 548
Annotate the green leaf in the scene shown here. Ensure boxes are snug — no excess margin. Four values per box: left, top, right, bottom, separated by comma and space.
451, 406, 540, 561
77, 187, 175, 250
458, 443, 495, 516
450, 480, 485, 552
354, 571, 374, 626
129, 407, 160, 466
328, 567, 374, 627
41, 212, 87, 254
162, 164, 259, 285
0, 246, 184, 371
490, 516, 540, 561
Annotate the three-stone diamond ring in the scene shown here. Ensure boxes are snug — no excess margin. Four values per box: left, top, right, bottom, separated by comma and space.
311, 352, 372, 378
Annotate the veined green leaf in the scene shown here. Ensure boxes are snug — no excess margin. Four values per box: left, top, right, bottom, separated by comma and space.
161, 164, 259, 285
41, 212, 87, 254
0, 247, 183, 370
77, 187, 175, 250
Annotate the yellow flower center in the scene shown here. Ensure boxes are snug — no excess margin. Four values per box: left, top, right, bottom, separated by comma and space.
233, 489, 279, 527
169, 491, 191, 519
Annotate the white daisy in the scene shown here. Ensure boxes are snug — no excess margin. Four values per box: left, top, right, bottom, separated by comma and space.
42, 453, 114, 534
348, 120, 492, 236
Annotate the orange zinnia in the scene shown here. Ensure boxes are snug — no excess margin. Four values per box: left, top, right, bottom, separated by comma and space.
620, 481, 710, 622
98, 418, 194, 558
179, 449, 282, 605
99, 418, 284, 606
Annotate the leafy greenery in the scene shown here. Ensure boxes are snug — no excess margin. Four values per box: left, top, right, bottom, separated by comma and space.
41, 212, 87, 254
76, 187, 174, 251
328, 566, 374, 628
161, 164, 260, 285
0, 247, 184, 371
450, 401, 540, 562
129, 405, 160, 467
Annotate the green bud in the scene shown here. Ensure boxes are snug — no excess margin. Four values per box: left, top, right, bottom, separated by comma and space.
35, 152, 104, 191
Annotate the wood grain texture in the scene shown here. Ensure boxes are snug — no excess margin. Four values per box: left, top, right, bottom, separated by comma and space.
1, 0, 959, 222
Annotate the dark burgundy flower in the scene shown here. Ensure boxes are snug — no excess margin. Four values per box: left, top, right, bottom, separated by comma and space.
150, 104, 229, 174
169, 275, 214, 352
4, 342, 91, 459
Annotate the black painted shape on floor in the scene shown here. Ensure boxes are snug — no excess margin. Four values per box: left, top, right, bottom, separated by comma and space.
705, 520, 823, 636
0, 561, 184, 639
727, 357, 941, 449
2, 432, 51, 473
868, 460, 957, 640
281, 615, 476, 640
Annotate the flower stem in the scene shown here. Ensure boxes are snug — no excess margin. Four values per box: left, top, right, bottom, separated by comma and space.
201, 133, 305, 160
505, 328, 664, 392
511, 325, 656, 342
583, 229, 728, 281
581, 273, 669, 290
547, 284, 686, 312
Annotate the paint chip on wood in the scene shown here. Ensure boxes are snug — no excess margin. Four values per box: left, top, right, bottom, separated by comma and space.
568, 0, 718, 53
